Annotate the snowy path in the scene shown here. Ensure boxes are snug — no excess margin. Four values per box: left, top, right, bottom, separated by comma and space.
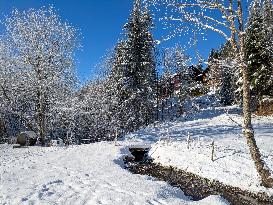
0, 143, 228, 205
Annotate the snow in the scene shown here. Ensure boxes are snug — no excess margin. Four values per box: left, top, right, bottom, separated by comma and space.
2, 93, 272, 204
0, 142, 229, 205
22, 131, 37, 139
131, 105, 273, 197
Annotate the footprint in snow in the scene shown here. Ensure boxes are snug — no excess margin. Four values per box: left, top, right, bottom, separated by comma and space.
148, 199, 167, 205
21, 197, 28, 202
47, 179, 63, 185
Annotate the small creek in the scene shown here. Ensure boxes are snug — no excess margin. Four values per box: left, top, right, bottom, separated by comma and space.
124, 147, 273, 205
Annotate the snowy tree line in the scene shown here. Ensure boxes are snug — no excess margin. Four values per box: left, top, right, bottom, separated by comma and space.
0, 1, 160, 144
1, 1, 272, 146
206, 0, 273, 107
74, 0, 204, 140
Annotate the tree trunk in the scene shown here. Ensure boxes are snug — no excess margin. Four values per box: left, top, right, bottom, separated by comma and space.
234, 0, 273, 187
0, 115, 7, 143
37, 88, 46, 146
240, 33, 273, 188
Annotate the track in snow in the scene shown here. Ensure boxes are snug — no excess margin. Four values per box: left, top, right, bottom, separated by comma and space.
0, 143, 228, 205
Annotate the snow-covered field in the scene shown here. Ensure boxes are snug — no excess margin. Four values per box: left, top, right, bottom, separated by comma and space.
0, 142, 228, 205
1, 95, 272, 204
128, 104, 273, 197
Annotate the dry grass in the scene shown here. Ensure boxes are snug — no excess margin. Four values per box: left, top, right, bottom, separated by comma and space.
256, 98, 273, 116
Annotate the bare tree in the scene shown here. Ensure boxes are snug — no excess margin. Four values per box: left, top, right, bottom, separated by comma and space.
2, 7, 80, 145
149, 0, 273, 187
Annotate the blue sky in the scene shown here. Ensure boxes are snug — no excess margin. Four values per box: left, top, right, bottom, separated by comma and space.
0, 0, 229, 83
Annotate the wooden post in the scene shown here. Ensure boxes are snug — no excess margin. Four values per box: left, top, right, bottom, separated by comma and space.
115, 130, 118, 146
211, 140, 215, 162
167, 128, 170, 144
187, 132, 190, 149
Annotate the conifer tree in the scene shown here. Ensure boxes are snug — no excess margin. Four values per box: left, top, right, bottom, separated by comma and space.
245, 0, 273, 99
263, 0, 273, 44
219, 70, 234, 105
107, 41, 128, 134
207, 42, 238, 104
263, 0, 273, 96
110, 0, 156, 133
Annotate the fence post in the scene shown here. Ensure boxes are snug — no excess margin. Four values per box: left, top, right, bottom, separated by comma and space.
187, 132, 191, 149
211, 140, 215, 161
115, 130, 118, 146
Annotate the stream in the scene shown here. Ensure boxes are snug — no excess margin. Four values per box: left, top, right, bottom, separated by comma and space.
124, 146, 273, 205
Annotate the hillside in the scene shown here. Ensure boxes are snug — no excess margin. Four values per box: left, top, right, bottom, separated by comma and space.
127, 95, 273, 197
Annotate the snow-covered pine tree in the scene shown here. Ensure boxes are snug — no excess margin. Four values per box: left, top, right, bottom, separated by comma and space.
206, 49, 222, 91
219, 43, 237, 105
245, 0, 273, 100
207, 42, 238, 105
74, 45, 126, 143
262, 0, 273, 96
108, 41, 128, 134
219, 70, 234, 105
161, 44, 191, 115
110, 0, 157, 133
263, 0, 273, 48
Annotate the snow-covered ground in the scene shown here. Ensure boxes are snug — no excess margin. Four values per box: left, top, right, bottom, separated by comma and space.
1, 95, 272, 204
0, 142, 229, 205
127, 103, 273, 197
